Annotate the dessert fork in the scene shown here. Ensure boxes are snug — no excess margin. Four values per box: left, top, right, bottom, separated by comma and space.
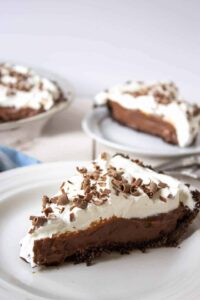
156, 156, 200, 183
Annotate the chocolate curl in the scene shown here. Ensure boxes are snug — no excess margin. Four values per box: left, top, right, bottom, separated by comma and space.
84, 193, 93, 202
111, 179, 121, 188
43, 207, 53, 217
101, 152, 108, 160
74, 198, 88, 209
130, 189, 141, 197
158, 181, 168, 189
120, 183, 130, 193
132, 178, 143, 188
42, 195, 50, 209
51, 193, 69, 205
159, 195, 167, 202
102, 188, 111, 195
76, 167, 87, 174
90, 171, 100, 180
70, 213, 75, 222
30, 216, 47, 227
149, 182, 158, 194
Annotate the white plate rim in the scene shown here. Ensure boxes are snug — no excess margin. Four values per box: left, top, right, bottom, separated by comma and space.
82, 107, 200, 158
1, 162, 200, 300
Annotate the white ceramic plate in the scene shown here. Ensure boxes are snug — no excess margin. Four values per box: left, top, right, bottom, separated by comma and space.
0, 66, 74, 146
82, 107, 200, 158
1, 162, 200, 300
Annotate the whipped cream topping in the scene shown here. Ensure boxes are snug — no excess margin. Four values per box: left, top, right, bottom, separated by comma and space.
0, 63, 64, 111
95, 81, 200, 147
20, 153, 195, 267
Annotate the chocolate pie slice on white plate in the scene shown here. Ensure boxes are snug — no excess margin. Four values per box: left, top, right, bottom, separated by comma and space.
20, 153, 200, 267
94, 81, 200, 147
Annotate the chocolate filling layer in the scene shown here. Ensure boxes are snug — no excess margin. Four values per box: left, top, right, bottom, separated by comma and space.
0, 97, 65, 123
0, 106, 45, 122
107, 100, 178, 145
31, 199, 199, 266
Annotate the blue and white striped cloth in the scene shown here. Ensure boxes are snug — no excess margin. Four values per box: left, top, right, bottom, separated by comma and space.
0, 145, 40, 172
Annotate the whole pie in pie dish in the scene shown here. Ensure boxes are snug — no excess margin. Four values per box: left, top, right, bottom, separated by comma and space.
0, 63, 67, 122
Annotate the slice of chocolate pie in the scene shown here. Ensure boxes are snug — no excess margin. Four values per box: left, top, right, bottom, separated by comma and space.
20, 153, 200, 267
94, 81, 200, 147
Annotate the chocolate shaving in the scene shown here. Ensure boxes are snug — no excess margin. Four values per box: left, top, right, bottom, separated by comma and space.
74, 198, 88, 209
159, 195, 167, 202
56, 194, 69, 206
28, 228, 35, 234
85, 186, 91, 193
76, 167, 87, 174
149, 181, 158, 194
70, 213, 75, 222
108, 168, 118, 178
84, 193, 93, 202
158, 181, 168, 189
154, 92, 172, 105
61, 187, 66, 195
102, 188, 111, 195
101, 152, 108, 160
70, 205, 76, 211
30, 216, 47, 228
112, 186, 120, 196
95, 165, 102, 171
90, 172, 100, 181
132, 178, 143, 188
120, 183, 130, 193
142, 185, 153, 198
115, 173, 123, 181
193, 105, 200, 117
131, 190, 141, 196
111, 179, 121, 188
108, 168, 124, 181
131, 177, 136, 184
131, 159, 144, 167
50, 196, 58, 204
60, 181, 65, 189
42, 195, 50, 209
185, 183, 190, 188
140, 181, 160, 198
81, 178, 91, 191
43, 207, 53, 217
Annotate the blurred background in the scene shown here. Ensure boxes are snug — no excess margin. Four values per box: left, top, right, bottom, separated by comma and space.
0, 0, 200, 162
1, 0, 200, 96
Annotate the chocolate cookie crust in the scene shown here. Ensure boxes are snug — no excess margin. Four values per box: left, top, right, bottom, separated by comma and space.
28, 191, 200, 266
